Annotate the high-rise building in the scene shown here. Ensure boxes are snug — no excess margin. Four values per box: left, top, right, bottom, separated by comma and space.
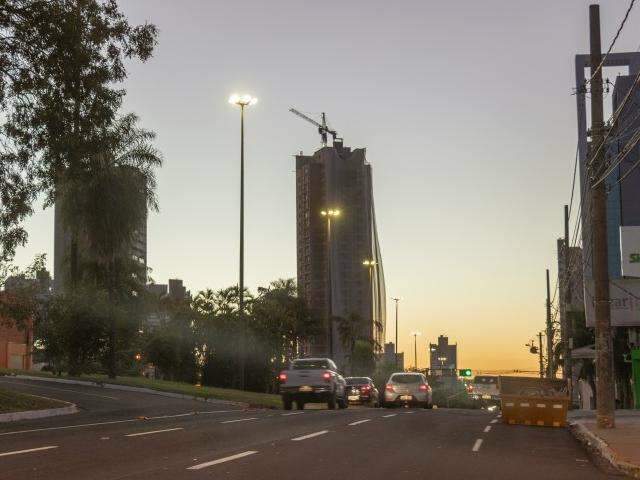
296, 140, 386, 367
429, 335, 457, 376
53, 174, 147, 292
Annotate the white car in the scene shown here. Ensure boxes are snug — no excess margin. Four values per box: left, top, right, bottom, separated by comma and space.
383, 372, 433, 408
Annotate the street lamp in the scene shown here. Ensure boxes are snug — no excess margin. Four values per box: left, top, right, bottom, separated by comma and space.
321, 208, 341, 358
411, 331, 422, 371
391, 297, 400, 368
229, 92, 257, 390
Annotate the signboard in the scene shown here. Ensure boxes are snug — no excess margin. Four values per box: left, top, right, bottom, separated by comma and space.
621, 226, 640, 278
585, 279, 640, 327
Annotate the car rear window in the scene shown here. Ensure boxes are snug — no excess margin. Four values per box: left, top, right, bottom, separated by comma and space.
292, 360, 329, 370
390, 374, 422, 384
473, 376, 497, 384
346, 377, 369, 385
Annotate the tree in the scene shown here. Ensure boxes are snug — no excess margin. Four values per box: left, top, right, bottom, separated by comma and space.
0, 0, 157, 267
337, 312, 364, 373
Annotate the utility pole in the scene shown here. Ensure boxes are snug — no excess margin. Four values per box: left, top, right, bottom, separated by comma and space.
538, 332, 545, 379
546, 269, 554, 378
392, 297, 400, 368
589, 4, 615, 429
563, 205, 574, 403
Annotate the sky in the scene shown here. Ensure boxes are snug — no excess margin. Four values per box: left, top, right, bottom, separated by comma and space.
12, 0, 640, 372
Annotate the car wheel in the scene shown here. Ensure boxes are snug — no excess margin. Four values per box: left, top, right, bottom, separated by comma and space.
338, 397, 347, 409
424, 402, 433, 409
327, 393, 337, 410
283, 395, 293, 411
296, 401, 305, 410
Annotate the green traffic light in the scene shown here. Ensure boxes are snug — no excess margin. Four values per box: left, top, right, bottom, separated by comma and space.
459, 369, 472, 377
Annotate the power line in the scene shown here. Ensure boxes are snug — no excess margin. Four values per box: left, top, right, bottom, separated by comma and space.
586, 0, 637, 85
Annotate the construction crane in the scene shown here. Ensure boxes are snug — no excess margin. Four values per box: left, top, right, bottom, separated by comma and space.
289, 108, 339, 147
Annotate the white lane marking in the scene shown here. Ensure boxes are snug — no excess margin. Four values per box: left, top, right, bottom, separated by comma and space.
187, 451, 258, 470
281, 412, 305, 416
382, 414, 397, 418
0, 380, 118, 400
405, 411, 415, 414
497, 414, 502, 418
483, 426, 492, 433
490, 419, 498, 424
472, 439, 483, 452
291, 430, 329, 441
125, 427, 183, 437
0, 446, 58, 457
220, 417, 258, 424
0, 410, 236, 436
348, 419, 371, 426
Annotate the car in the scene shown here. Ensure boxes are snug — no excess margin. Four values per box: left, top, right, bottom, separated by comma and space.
278, 358, 348, 410
469, 375, 500, 407
383, 372, 433, 408
345, 377, 379, 406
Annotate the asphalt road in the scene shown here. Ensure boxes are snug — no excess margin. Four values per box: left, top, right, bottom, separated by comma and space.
0, 378, 628, 480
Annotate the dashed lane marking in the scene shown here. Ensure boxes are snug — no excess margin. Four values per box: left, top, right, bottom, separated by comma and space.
125, 427, 183, 437
0, 446, 58, 457
187, 451, 258, 470
472, 439, 483, 452
382, 414, 397, 418
490, 419, 498, 424
281, 412, 305, 416
483, 426, 491, 433
291, 430, 329, 441
348, 419, 371, 426
220, 417, 258, 424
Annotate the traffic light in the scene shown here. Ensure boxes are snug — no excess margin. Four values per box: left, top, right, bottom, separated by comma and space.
458, 369, 472, 377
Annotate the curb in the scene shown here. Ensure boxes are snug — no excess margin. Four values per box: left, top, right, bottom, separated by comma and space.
7, 375, 271, 410
570, 421, 640, 479
0, 400, 78, 423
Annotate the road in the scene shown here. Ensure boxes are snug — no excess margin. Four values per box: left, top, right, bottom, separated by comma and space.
0, 377, 627, 480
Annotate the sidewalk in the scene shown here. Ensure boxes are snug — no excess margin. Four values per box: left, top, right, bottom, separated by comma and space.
569, 410, 640, 478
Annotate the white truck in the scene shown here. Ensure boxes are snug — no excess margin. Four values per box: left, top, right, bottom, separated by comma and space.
278, 358, 348, 410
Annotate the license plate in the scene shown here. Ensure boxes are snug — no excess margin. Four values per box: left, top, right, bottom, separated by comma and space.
348, 395, 360, 401
299, 386, 313, 392
400, 395, 412, 401
482, 394, 491, 399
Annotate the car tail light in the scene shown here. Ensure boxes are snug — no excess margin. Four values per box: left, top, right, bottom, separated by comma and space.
278, 372, 287, 383
419, 384, 428, 392
323, 371, 332, 382
385, 384, 394, 392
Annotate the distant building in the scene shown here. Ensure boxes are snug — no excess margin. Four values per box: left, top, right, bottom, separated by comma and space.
53, 169, 148, 292
383, 342, 404, 370
296, 141, 386, 367
145, 279, 190, 329
429, 335, 457, 376
0, 315, 32, 370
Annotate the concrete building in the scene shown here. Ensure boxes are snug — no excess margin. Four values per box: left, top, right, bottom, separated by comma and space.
429, 335, 457, 376
145, 279, 191, 329
53, 171, 148, 292
296, 140, 386, 367
383, 342, 404, 370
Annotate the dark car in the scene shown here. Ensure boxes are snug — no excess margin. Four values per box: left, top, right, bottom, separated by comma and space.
345, 377, 379, 406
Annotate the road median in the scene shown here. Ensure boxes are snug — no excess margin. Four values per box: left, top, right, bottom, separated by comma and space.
0, 388, 78, 423
0, 369, 282, 410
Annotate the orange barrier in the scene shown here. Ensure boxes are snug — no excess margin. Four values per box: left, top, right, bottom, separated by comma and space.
499, 376, 569, 427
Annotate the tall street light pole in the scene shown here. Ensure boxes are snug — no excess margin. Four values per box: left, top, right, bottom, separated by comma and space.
321, 208, 340, 358
229, 93, 257, 390
391, 297, 400, 368
412, 331, 422, 371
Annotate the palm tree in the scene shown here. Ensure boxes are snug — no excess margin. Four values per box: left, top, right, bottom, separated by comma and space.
337, 313, 363, 373
58, 113, 162, 377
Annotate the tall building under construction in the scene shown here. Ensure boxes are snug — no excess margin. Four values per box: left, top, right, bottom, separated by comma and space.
296, 140, 386, 367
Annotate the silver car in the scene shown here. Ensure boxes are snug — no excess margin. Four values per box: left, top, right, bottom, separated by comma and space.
383, 372, 433, 408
